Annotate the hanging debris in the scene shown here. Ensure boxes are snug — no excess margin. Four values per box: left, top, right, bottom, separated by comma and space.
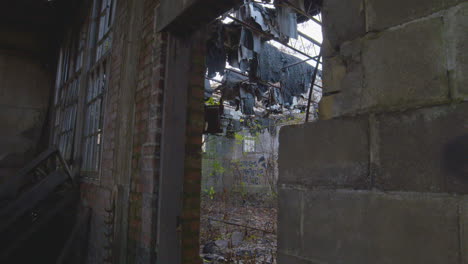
205, 0, 323, 116
206, 23, 227, 78
276, 0, 322, 23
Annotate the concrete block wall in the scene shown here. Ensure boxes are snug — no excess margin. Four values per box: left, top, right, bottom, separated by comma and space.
79, 0, 236, 262
0, 36, 53, 173
320, 0, 467, 118
279, 1, 468, 263
202, 129, 279, 194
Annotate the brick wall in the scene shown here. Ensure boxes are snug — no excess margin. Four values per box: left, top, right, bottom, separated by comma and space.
79, 0, 167, 262
181, 32, 206, 263
79, 0, 131, 262
278, 1, 468, 263
126, 0, 166, 261
78, 0, 230, 262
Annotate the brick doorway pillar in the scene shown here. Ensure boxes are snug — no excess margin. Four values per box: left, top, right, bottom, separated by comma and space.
155, 2, 242, 263
157, 29, 206, 264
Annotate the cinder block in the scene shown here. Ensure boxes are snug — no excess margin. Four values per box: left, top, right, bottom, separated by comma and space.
365, 0, 446, 31
322, 0, 366, 54
278, 124, 305, 184
447, 0, 468, 7
447, 3, 468, 100
300, 190, 373, 263
462, 198, 468, 264
374, 103, 468, 194
279, 116, 370, 188
320, 39, 364, 118
298, 190, 460, 264
277, 252, 316, 264
362, 16, 449, 110
278, 188, 302, 255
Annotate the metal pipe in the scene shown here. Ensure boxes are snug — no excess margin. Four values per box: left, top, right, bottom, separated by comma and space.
281, 57, 314, 69
305, 52, 321, 122
298, 31, 322, 47
225, 68, 282, 89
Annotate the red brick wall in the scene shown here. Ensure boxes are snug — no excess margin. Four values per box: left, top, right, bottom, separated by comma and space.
126, 0, 166, 262
79, 0, 130, 262
181, 31, 206, 263
79, 0, 208, 262
80, 182, 112, 263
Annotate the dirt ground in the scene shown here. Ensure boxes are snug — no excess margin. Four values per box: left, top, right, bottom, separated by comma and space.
200, 194, 277, 263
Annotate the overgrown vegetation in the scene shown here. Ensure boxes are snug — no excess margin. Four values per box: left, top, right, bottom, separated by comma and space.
200, 120, 284, 263
200, 87, 310, 262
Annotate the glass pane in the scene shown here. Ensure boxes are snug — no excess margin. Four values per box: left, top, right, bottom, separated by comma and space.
87, 75, 93, 102
107, 0, 114, 28
84, 107, 90, 136
90, 135, 95, 170
83, 138, 89, 169
90, 103, 95, 135
95, 134, 101, 171
101, 0, 108, 12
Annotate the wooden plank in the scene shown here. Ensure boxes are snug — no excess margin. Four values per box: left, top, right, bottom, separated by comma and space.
0, 147, 58, 199
56, 148, 73, 181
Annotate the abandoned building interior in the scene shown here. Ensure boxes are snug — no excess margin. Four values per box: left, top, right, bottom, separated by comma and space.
0, 0, 467, 263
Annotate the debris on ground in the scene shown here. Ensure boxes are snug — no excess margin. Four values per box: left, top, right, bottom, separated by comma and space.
200, 196, 277, 263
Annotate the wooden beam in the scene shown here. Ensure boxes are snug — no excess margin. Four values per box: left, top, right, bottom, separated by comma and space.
0, 147, 58, 199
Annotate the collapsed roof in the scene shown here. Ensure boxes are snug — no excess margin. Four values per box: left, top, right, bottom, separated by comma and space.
205, 0, 322, 116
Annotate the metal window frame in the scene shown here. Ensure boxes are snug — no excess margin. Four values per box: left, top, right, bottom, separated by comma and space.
80, 64, 107, 176
53, 30, 86, 163
79, 0, 116, 179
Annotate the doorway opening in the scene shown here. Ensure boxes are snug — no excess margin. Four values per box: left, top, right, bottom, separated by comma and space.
199, 1, 323, 262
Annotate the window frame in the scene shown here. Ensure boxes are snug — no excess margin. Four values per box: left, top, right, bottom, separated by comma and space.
50, 0, 116, 180
243, 137, 256, 153
52, 27, 87, 164
79, 0, 116, 179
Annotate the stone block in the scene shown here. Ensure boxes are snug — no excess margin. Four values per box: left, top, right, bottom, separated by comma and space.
462, 198, 468, 264
298, 190, 460, 264
374, 103, 468, 194
365, 0, 446, 31
300, 190, 373, 263
277, 252, 315, 264
279, 116, 370, 188
362, 16, 449, 110
278, 124, 305, 184
320, 39, 364, 118
322, 0, 366, 54
447, 0, 468, 7
278, 188, 303, 255
447, 3, 468, 100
